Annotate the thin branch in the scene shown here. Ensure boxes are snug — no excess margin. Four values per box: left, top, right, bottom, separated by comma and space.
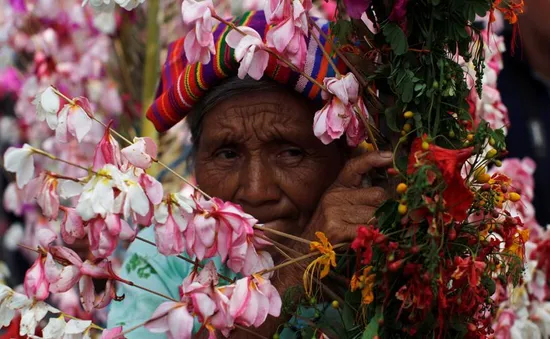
253, 225, 311, 245
30, 147, 91, 173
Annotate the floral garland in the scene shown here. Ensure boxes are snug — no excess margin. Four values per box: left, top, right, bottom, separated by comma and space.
0, 0, 537, 338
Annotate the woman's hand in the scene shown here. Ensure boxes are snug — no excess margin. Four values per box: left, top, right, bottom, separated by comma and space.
301, 151, 393, 244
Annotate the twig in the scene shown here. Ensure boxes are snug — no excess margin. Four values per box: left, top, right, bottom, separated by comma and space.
253, 225, 311, 245
30, 147, 91, 173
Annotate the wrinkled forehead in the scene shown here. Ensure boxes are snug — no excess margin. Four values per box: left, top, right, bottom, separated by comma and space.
198, 90, 319, 146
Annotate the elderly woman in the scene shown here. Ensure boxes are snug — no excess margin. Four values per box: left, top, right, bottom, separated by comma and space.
107, 10, 391, 338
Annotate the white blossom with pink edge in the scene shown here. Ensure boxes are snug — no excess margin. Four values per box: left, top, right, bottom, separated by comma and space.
3, 144, 35, 188
225, 26, 270, 81
181, 0, 216, 64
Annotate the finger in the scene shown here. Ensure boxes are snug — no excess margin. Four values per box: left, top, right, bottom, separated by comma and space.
336, 151, 393, 187
329, 187, 388, 207
325, 222, 364, 244
340, 207, 378, 224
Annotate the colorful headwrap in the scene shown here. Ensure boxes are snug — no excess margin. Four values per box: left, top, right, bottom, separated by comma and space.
146, 10, 348, 132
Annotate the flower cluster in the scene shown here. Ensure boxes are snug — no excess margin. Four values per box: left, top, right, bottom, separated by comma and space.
145, 262, 281, 338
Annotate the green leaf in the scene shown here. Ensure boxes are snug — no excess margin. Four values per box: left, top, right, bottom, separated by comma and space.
384, 106, 400, 132
332, 20, 353, 45
375, 200, 399, 229
362, 306, 383, 339
413, 112, 423, 132
382, 23, 408, 56
401, 79, 414, 103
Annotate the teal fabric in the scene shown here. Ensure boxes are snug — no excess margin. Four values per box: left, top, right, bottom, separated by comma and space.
107, 227, 311, 338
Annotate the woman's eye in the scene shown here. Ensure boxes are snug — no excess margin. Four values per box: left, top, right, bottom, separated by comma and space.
214, 149, 239, 160
279, 148, 304, 158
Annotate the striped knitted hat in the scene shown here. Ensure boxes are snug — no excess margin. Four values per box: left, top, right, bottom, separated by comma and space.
146, 10, 348, 132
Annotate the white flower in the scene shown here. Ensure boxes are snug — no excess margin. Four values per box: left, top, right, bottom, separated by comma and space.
63, 319, 92, 338
3, 223, 23, 251
19, 301, 60, 336
3, 144, 35, 188
115, 0, 146, 10
34, 86, 60, 129
56, 103, 92, 143
42, 316, 67, 339
83, 0, 116, 12
76, 165, 126, 221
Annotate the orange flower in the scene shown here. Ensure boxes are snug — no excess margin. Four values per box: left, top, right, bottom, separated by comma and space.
304, 232, 337, 296
351, 267, 376, 305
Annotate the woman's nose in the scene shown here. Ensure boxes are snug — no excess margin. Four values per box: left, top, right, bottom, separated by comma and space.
234, 155, 281, 208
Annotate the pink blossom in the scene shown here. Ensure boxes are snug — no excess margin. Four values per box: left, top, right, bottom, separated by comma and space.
264, 0, 292, 24
88, 214, 136, 258
121, 137, 158, 169
56, 97, 94, 143
25, 173, 60, 220
344, 0, 371, 19
226, 27, 270, 80
44, 248, 82, 294
153, 193, 195, 256
24, 256, 50, 301
93, 126, 125, 171
101, 326, 125, 339
313, 73, 366, 146
181, 0, 216, 64
60, 207, 86, 245
266, 15, 307, 70
145, 301, 194, 339
0, 67, 23, 98
228, 275, 281, 328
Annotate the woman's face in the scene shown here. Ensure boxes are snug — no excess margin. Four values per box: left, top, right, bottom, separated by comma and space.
194, 89, 346, 241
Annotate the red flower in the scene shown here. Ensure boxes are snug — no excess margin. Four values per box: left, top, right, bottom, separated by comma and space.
351, 225, 386, 265
451, 256, 486, 287
408, 138, 474, 222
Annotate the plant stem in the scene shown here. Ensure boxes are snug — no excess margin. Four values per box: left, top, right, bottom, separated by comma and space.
30, 147, 91, 173
115, 303, 183, 338
135, 236, 234, 283
253, 225, 311, 245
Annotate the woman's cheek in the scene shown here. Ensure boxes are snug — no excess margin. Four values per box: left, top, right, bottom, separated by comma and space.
196, 162, 240, 200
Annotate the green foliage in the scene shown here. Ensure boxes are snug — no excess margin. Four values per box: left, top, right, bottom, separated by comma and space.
125, 253, 157, 279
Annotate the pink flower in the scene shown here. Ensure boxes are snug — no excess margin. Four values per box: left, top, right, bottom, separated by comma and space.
88, 214, 136, 258
228, 276, 281, 328
60, 207, 86, 245
93, 125, 125, 171
56, 97, 94, 143
186, 213, 218, 260
44, 247, 82, 293
101, 326, 125, 339
181, 0, 216, 64
24, 256, 50, 301
153, 193, 195, 256
0, 66, 23, 98
121, 137, 157, 169
226, 27, 270, 80
25, 173, 60, 220
313, 73, 366, 145
264, 0, 292, 24
133, 173, 164, 226
266, 15, 307, 70
79, 259, 120, 312
145, 301, 194, 339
